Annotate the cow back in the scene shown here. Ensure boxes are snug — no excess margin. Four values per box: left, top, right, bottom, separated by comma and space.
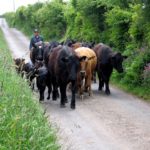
93, 43, 112, 65
47, 45, 63, 75
75, 47, 97, 73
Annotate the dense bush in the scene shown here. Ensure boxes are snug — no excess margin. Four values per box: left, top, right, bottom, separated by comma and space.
36, 1, 66, 40
105, 6, 132, 51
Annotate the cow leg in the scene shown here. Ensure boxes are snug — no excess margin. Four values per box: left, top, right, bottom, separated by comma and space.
39, 86, 45, 101
105, 78, 110, 95
84, 77, 88, 92
60, 84, 67, 108
56, 88, 59, 98
52, 78, 58, 100
47, 84, 52, 100
98, 72, 104, 91
71, 80, 76, 109
86, 75, 92, 96
104, 69, 112, 95
46, 76, 52, 100
78, 78, 84, 99
52, 87, 58, 100
80, 83, 84, 99
93, 71, 97, 83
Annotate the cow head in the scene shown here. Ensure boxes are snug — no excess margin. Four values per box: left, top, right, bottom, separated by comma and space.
13, 58, 25, 73
79, 56, 88, 79
111, 52, 127, 73
32, 41, 44, 62
61, 54, 80, 81
60, 46, 79, 81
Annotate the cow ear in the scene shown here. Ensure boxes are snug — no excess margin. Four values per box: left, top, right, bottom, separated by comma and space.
91, 41, 95, 47
79, 56, 87, 62
61, 57, 69, 63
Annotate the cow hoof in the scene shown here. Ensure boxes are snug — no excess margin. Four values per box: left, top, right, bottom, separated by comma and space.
39, 99, 44, 102
84, 89, 88, 92
70, 104, 75, 109
52, 95, 57, 101
56, 91, 59, 98
105, 90, 110, 95
60, 104, 66, 108
80, 95, 84, 100
65, 98, 68, 103
89, 92, 92, 96
98, 87, 102, 91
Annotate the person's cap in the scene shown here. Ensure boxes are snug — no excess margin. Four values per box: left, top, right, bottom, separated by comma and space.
34, 29, 39, 33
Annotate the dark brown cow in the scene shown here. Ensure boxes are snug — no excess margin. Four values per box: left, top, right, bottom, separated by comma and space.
47, 45, 80, 109
94, 43, 127, 95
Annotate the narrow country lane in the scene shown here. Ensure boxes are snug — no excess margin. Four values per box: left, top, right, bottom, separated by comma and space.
1, 18, 150, 150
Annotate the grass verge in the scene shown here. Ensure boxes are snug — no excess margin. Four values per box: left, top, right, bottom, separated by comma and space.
0, 28, 60, 149
111, 78, 150, 101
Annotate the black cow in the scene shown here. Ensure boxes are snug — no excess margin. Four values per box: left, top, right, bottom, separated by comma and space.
30, 41, 45, 64
94, 43, 127, 95
47, 45, 80, 109
34, 66, 51, 101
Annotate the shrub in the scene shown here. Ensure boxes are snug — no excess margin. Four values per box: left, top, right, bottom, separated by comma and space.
105, 6, 132, 51
142, 63, 150, 88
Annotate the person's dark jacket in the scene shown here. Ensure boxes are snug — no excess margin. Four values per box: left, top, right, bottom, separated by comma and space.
29, 35, 44, 50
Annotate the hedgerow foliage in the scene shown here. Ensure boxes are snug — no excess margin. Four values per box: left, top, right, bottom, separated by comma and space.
4, 0, 150, 99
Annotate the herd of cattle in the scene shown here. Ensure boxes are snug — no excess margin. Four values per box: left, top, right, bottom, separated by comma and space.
14, 40, 127, 109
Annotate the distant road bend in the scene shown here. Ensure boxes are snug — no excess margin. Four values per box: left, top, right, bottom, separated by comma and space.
1, 18, 150, 150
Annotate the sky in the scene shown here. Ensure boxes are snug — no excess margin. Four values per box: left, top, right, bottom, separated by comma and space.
0, 0, 47, 15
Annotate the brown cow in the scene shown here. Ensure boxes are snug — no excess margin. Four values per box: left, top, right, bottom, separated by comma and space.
75, 47, 97, 99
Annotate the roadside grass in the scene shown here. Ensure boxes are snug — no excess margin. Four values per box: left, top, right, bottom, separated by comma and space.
111, 77, 150, 101
0, 28, 60, 149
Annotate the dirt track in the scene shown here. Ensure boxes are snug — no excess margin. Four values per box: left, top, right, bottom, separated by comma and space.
1, 18, 150, 150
